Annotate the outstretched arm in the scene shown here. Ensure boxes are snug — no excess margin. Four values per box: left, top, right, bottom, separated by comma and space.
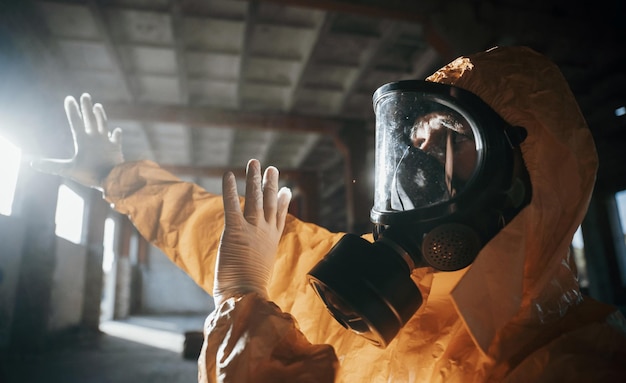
31, 93, 123, 190
32, 93, 340, 382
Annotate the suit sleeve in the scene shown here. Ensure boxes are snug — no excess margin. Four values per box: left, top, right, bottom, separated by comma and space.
102, 161, 340, 383
103, 160, 225, 294
200, 293, 338, 383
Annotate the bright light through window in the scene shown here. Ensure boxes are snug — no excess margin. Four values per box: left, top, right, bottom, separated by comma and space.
103, 217, 116, 272
615, 190, 626, 285
0, 136, 22, 216
617, 190, 626, 235
572, 225, 584, 249
571, 225, 588, 288
55, 184, 85, 244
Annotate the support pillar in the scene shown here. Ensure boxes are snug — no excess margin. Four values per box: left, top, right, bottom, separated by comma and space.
9, 171, 59, 353
81, 189, 108, 331
336, 122, 373, 234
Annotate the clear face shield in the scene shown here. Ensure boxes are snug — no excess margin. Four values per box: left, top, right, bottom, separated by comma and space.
308, 81, 527, 348
373, 94, 481, 216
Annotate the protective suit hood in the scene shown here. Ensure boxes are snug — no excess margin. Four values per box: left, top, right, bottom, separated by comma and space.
426, 46, 598, 353
103, 45, 620, 383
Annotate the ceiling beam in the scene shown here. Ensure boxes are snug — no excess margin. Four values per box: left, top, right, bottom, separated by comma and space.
337, 20, 399, 114
168, 1, 196, 175
293, 133, 322, 167
250, 0, 456, 61
105, 103, 350, 134
170, 0, 189, 105
238, 1, 259, 109
86, 0, 136, 101
160, 164, 316, 180
285, 12, 334, 111
139, 123, 158, 162
257, 130, 277, 165
251, 0, 433, 23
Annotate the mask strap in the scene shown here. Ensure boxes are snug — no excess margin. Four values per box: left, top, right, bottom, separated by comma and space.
392, 145, 412, 210
504, 126, 528, 147
445, 130, 456, 197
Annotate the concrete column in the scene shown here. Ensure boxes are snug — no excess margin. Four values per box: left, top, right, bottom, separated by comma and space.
81, 190, 108, 331
288, 172, 320, 225
337, 123, 373, 234
9, 170, 59, 353
114, 257, 132, 319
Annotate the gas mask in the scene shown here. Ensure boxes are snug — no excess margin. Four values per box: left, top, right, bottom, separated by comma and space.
308, 80, 529, 348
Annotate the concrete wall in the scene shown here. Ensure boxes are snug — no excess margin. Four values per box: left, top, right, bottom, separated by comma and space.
114, 256, 132, 319
7, 170, 60, 353
47, 238, 87, 332
0, 215, 26, 350
0, 216, 82, 353
140, 245, 214, 315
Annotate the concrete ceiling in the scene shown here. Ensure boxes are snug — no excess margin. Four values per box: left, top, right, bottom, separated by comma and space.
1, 0, 625, 232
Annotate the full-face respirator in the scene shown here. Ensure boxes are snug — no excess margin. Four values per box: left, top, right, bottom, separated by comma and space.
308, 80, 529, 348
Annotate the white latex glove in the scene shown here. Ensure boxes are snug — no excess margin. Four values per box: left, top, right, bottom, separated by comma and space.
31, 93, 123, 190
213, 159, 292, 306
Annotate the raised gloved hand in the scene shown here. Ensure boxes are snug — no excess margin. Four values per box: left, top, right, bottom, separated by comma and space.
31, 93, 123, 190
213, 159, 292, 306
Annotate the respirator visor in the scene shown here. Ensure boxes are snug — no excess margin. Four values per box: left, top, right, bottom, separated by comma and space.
372, 89, 482, 217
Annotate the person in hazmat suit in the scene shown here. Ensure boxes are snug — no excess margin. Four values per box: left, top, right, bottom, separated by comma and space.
33, 46, 626, 382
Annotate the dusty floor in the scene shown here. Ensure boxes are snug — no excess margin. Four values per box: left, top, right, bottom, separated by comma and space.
4, 315, 207, 383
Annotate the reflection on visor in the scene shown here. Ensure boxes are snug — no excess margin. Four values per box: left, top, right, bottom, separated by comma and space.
410, 111, 477, 184
388, 111, 477, 212
372, 86, 484, 218
391, 146, 449, 210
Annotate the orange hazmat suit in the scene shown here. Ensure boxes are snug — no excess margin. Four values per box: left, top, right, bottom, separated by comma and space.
103, 46, 626, 382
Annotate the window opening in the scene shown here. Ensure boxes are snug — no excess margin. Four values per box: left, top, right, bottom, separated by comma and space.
617, 190, 626, 238
55, 184, 85, 244
615, 190, 626, 284
0, 136, 21, 216
103, 218, 116, 272
101, 217, 116, 321
571, 225, 588, 289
